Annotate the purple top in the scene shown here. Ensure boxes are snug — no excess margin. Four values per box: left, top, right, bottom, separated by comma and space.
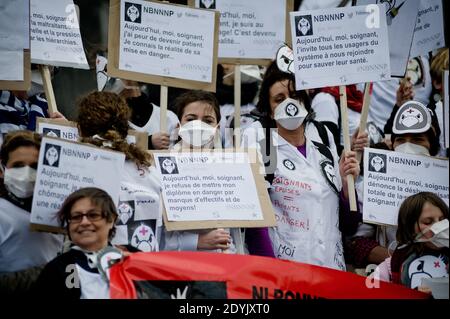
245, 228, 275, 258
297, 144, 307, 157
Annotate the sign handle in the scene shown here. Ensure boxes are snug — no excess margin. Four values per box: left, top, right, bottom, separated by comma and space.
356, 82, 371, 162
339, 86, 357, 212
39, 65, 58, 114
234, 65, 241, 149
160, 85, 168, 133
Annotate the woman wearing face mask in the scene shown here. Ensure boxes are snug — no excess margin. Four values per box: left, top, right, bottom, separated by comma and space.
161, 90, 274, 257
0, 131, 63, 294
375, 192, 448, 294
33, 187, 121, 299
76, 92, 162, 253
242, 60, 360, 270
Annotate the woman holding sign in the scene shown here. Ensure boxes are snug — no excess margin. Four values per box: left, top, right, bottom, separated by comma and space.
76, 92, 162, 253
160, 90, 274, 257
242, 59, 360, 270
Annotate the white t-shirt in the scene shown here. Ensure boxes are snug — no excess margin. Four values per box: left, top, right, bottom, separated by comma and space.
0, 198, 63, 273
128, 104, 180, 146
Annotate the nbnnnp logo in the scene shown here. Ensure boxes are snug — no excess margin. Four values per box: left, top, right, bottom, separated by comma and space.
368, 152, 387, 173
43, 144, 61, 168
125, 2, 142, 23
295, 15, 313, 37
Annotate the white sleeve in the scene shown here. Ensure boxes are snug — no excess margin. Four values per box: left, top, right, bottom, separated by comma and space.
311, 92, 339, 127
161, 230, 199, 251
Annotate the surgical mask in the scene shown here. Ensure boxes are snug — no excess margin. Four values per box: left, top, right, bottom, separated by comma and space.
394, 142, 430, 156
3, 166, 37, 199
178, 120, 216, 147
415, 219, 449, 248
274, 98, 308, 131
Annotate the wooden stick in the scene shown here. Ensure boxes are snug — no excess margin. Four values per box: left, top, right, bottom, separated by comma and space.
356, 82, 371, 162
160, 85, 168, 133
234, 65, 241, 149
339, 86, 357, 212
39, 65, 58, 114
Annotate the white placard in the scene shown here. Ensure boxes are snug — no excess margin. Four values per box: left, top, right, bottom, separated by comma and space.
154, 152, 263, 222
356, 0, 420, 77
444, 70, 449, 149
31, 137, 125, 228
30, 0, 89, 69
0, 0, 29, 50
119, 0, 215, 83
290, 5, 391, 90
410, 0, 445, 59
363, 148, 449, 226
0, 51, 24, 81
194, 0, 286, 60
36, 122, 79, 141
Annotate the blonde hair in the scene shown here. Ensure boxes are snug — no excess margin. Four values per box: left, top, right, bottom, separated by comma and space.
430, 48, 449, 83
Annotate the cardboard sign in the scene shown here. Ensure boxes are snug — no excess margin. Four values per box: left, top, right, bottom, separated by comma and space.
444, 70, 449, 149
190, 0, 293, 64
36, 118, 149, 150
30, 0, 89, 69
152, 149, 275, 230
410, 0, 445, 59
290, 5, 391, 90
363, 148, 449, 226
110, 251, 428, 299
30, 137, 125, 231
0, 0, 30, 88
108, 0, 219, 92
356, 0, 420, 77
36, 118, 79, 141
0, 50, 31, 91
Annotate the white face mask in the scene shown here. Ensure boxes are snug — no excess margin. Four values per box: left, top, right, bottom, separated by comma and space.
178, 120, 217, 147
273, 98, 308, 131
4, 166, 37, 199
415, 219, 449, 248
394, 142, 430, 156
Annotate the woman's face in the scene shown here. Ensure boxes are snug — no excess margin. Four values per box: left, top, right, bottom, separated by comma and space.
180, 101, 218, 127
393, 133, 431, 151
5, 146, 39, 169
269, 79, 292, 117
415, 202, 445, 248
68, 197, 114, 252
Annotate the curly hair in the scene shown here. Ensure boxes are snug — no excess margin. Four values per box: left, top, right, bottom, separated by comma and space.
77, 91, 153, 167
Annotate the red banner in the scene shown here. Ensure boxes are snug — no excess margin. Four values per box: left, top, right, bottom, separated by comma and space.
110, 251, 427, 299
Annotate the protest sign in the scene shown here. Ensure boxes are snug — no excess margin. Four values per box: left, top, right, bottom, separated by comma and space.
36, 118, 79, 141
190, 0, 293, 64
444, 70, 449, 149
110, 251, 427, 299
356, 0, 420, 77
36, 118, 149, 150
30, 137, 125, 231
30, 0, 89, 69
0, 50, 31, 91
410, 0, 445, 59
152, 150, 275, 230
290, 5, 391, 90
108, 0, 219, 92
363, 147, 449, 226
0, 0, 30, 88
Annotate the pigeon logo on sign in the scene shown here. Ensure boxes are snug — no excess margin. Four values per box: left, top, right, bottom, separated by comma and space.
159, 157, 179, 175
369, 153, 387, 173
125, 2, 141, 23
295, 15, 313, 37
43, 144, 61, 167
200, 0, 215, 9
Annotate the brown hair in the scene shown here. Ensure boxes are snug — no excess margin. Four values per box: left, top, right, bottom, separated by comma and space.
396, 192, 449, 250
58, 187, 118, 240
1, 130, 41, 166
430, 48, 449, 84
77, 91, 152, 167
174, 90, 221, 123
